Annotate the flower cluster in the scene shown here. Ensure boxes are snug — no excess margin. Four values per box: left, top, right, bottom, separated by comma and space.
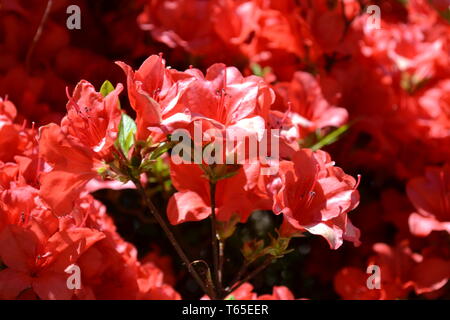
1, 0, 449, 300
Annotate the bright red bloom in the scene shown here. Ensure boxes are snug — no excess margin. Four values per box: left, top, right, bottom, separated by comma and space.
38, 80, 123, 216
116, 55, 193, 141
0, 223, 104, 300
173, 63, 274, 163
167, 159, 258, 225
269, 149, 360, 249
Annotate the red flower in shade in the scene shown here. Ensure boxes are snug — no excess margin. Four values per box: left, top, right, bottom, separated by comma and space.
0, 222, 104, 300
406, 163, 450, 237
167, 159, 257, 225
0, 97, 16, 124
0, 98, 36, 163
334, 241, 450, 300
137, 262, 181, 300
56, 194, 180, 300
257, 286, 296, 300
39, 80, 123, 216
334, 267, 381, 300
203, 283, 298, 300
269, 149, 360, 249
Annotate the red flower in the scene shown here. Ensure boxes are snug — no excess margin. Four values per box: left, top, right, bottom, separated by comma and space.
39, 80, 123, 216
269, 149, 360, 249
116, 54, 193, 141
179, 62, 273, 131
0, 98, 36, 162
273, 71, 348, 137
407, 163, 450, 236
137, 262, 181, 300
203, 283, 299, 300
258, 286, 296, 300
0, 223, 104, 300
334, 241, 450, 300
167, 159, 258, 225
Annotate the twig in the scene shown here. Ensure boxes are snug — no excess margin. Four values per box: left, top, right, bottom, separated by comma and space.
209, 181, 221, 298
26, 0, 53, 70
132, 178, 213, 298
226, 261, 250, 293
218, 239, 224, 298
226, 257, 274, 295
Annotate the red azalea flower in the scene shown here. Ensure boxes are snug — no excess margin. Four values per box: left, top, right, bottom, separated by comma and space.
273, 71, 348, 137
39, 80, 123, 216
334, 241, 450, 300
269, 149, 361, 249
116, 54, 193, 141
167, 159, 258, 225
0, 98, 35, 162
0, 223, 104, 300
407, 163, 450, 236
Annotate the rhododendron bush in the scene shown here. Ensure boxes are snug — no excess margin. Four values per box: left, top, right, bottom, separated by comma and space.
0, 0, 449, 301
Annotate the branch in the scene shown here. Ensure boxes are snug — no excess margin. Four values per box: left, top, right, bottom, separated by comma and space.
132, 178, 214, 298
209, 181, 222, 298
225, 257, 274, 296
26, 0, 53, 70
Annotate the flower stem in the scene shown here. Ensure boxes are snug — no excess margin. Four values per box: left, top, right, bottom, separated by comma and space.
226, 257, 274, 295
26, 0, 53, 70
218, 239, 224, 295
209, 181, 222, 298
132, 178, 214, 298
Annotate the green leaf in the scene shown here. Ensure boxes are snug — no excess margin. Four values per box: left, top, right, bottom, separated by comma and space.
100, 80, 115, 97
440, 8, 450, 23
310, 124, 350, 151
150, 141, 176, 160
116, 114, 137, 156
250, 63, 272, 78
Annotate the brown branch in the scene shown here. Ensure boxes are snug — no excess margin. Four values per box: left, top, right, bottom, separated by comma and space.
225, 257, 274, 296
133, 178, 214, 298
209, 181, 221, 298
26, 0, 53, 70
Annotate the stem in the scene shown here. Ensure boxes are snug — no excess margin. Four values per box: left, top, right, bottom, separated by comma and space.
226, 257, 274, 295
226, 261, 250, 293
209, 181, 221, 298
133, 178, 213, 298
218, 239, 224, 297
26, 0, 53, 70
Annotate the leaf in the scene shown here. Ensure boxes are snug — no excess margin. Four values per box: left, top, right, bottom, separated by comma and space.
116, 114, 137, 156
99, 80, 115, 97
250, 63, 271, 78
150, 141, 176, 160
310, 124, 350, 151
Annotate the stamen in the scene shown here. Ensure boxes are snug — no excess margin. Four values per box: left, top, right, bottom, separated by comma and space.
66, 86, 104, 146
304, 164, 320, 208
21, 119, 27, 130
354, 174, 361, 189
